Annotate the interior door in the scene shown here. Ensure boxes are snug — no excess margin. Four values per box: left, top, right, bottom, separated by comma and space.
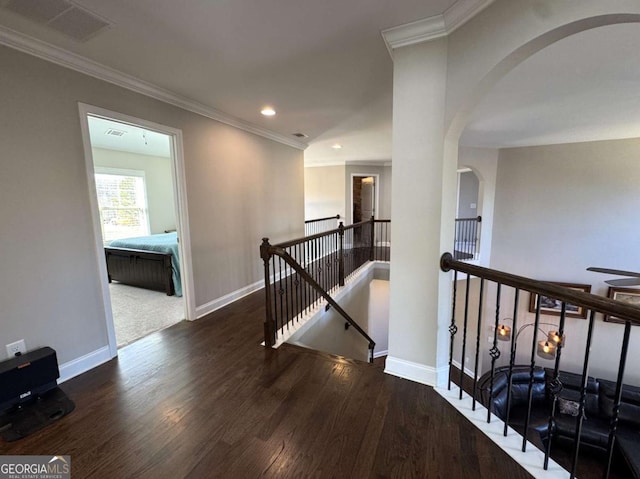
361, 177, 375, 219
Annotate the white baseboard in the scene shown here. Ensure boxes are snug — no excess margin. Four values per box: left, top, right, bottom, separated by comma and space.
58, 345, 112, 384
384, 355, 448, 387
436, 386, 567, 478
373, 349, 388, 358
195, 279, 264, 319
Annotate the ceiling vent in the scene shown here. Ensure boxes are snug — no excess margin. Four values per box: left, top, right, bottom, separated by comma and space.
4, 0, 111, 42
292, 132, 308, 138
105, 128, 126, 137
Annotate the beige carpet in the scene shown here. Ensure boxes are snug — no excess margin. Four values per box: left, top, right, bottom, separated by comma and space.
109, 283, 185, 347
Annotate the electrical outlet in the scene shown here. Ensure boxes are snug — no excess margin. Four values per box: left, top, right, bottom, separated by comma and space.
6, 339, 26, 358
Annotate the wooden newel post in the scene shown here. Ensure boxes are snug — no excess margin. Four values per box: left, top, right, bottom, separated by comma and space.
338, 222, 345, 286
260, 237, 276, 347
369, 215, 375, 261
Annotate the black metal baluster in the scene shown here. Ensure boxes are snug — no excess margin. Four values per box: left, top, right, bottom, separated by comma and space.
338, 223, 345, 287
522, 294, 542, 452
570, 310, 596, 478
295, 244, 301, 321
465, 220, 470, 257
303, 241, 308, 315
277, 257, 284, 334
504, 288, 520, 436
271, 256, 279, 338
287, 247, 293, 327
488, 283, 502, 423
604, 321, 632, 479
314, 238, 318, 304
544, 303, 567, 469
459, 273, 471, 399
448, 270, 458, 391
472, 278, 485, 410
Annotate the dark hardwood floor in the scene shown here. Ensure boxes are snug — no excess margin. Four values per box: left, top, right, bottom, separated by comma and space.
1, 290, 533, 478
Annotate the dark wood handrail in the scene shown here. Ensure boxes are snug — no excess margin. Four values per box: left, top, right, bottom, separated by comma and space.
304, 214, 340, 224
441, 252, 640, 324
270, 245, 376, 360
275, 218, 389, 249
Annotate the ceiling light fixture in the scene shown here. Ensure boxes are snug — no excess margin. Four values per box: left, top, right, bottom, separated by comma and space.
331, 144, 342, 149
261, 107, 276, 117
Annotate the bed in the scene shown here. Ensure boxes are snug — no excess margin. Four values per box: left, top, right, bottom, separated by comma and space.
105, 232, 182, 296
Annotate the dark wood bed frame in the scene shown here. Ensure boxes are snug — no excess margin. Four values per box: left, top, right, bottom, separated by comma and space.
105, 247, 175, 296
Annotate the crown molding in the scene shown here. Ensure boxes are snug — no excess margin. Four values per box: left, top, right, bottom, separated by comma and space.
382, 0, 495, 54
382, 15, 446, 52
303, 160, 346, 168
0, 25, 307, 150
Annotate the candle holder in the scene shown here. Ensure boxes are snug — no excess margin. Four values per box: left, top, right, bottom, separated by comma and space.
495, 318, 566, 359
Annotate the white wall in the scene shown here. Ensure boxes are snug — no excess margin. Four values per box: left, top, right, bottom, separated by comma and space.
304, 163, 392, 224
0, 45, 303, 368
304, 165, 346, 220
387, 38, 450, 386
489, 138, 640, 384
345, 164, 392, 224
92, 148, 176, 234
445, 0, 640, 135
458, 147, 499, 267
457, 171, 479, 219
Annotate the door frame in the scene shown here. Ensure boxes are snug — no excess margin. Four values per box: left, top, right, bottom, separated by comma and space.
78, 103, 195, 358
350, 173, 380, 224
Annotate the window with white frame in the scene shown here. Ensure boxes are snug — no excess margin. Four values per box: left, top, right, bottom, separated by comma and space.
95, 168, 150, 243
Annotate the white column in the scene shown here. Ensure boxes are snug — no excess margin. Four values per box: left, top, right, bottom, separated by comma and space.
385, 38, 455, 386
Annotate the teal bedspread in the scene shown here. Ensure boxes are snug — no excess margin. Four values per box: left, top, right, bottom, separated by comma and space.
109, 232, 182, 297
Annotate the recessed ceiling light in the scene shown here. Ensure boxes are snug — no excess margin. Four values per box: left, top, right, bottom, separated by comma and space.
261, 107, 276, 117
292, 132, 308, 138
331, 144, 342, 149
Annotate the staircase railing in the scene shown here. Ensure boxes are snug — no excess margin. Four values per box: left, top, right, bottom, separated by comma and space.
454, 215, 481, 260
440, 252, 640, 479
260, 217, 390, 361
304, 214, 341, 236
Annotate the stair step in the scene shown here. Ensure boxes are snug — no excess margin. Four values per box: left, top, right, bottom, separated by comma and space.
279, 343, 384, 370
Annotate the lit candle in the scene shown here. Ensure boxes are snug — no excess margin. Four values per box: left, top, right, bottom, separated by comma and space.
537, 340, 557, 359
497, 325, 511, 340
547, 330, 564, 346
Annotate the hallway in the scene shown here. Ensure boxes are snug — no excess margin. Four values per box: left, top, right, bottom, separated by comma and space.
1, 290, 532, 478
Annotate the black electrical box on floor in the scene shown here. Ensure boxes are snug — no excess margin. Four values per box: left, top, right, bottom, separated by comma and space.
0, 346, 59, 411
0, 347, 75, 442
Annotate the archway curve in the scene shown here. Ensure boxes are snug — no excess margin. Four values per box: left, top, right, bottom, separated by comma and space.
457, 164, 483, 183
435, 13, 640, 383
445, 13, 640, 145
439, 12, 640, 264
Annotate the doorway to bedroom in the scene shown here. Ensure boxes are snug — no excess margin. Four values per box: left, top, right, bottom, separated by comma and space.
80, 106, 191, 353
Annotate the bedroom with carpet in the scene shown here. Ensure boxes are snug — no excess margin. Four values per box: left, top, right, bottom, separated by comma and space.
89, 116, 185, 347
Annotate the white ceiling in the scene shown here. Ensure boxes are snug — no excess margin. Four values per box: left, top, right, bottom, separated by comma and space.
88, 116, 171, 158
0, 0, 458, 164
1, 1, 638, 162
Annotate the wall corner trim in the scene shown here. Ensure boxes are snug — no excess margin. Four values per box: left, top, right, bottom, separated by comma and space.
381, 0, 494, 53
384, 356, 448, 387
0, 25, 307, 150
58, 346, 113, 384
